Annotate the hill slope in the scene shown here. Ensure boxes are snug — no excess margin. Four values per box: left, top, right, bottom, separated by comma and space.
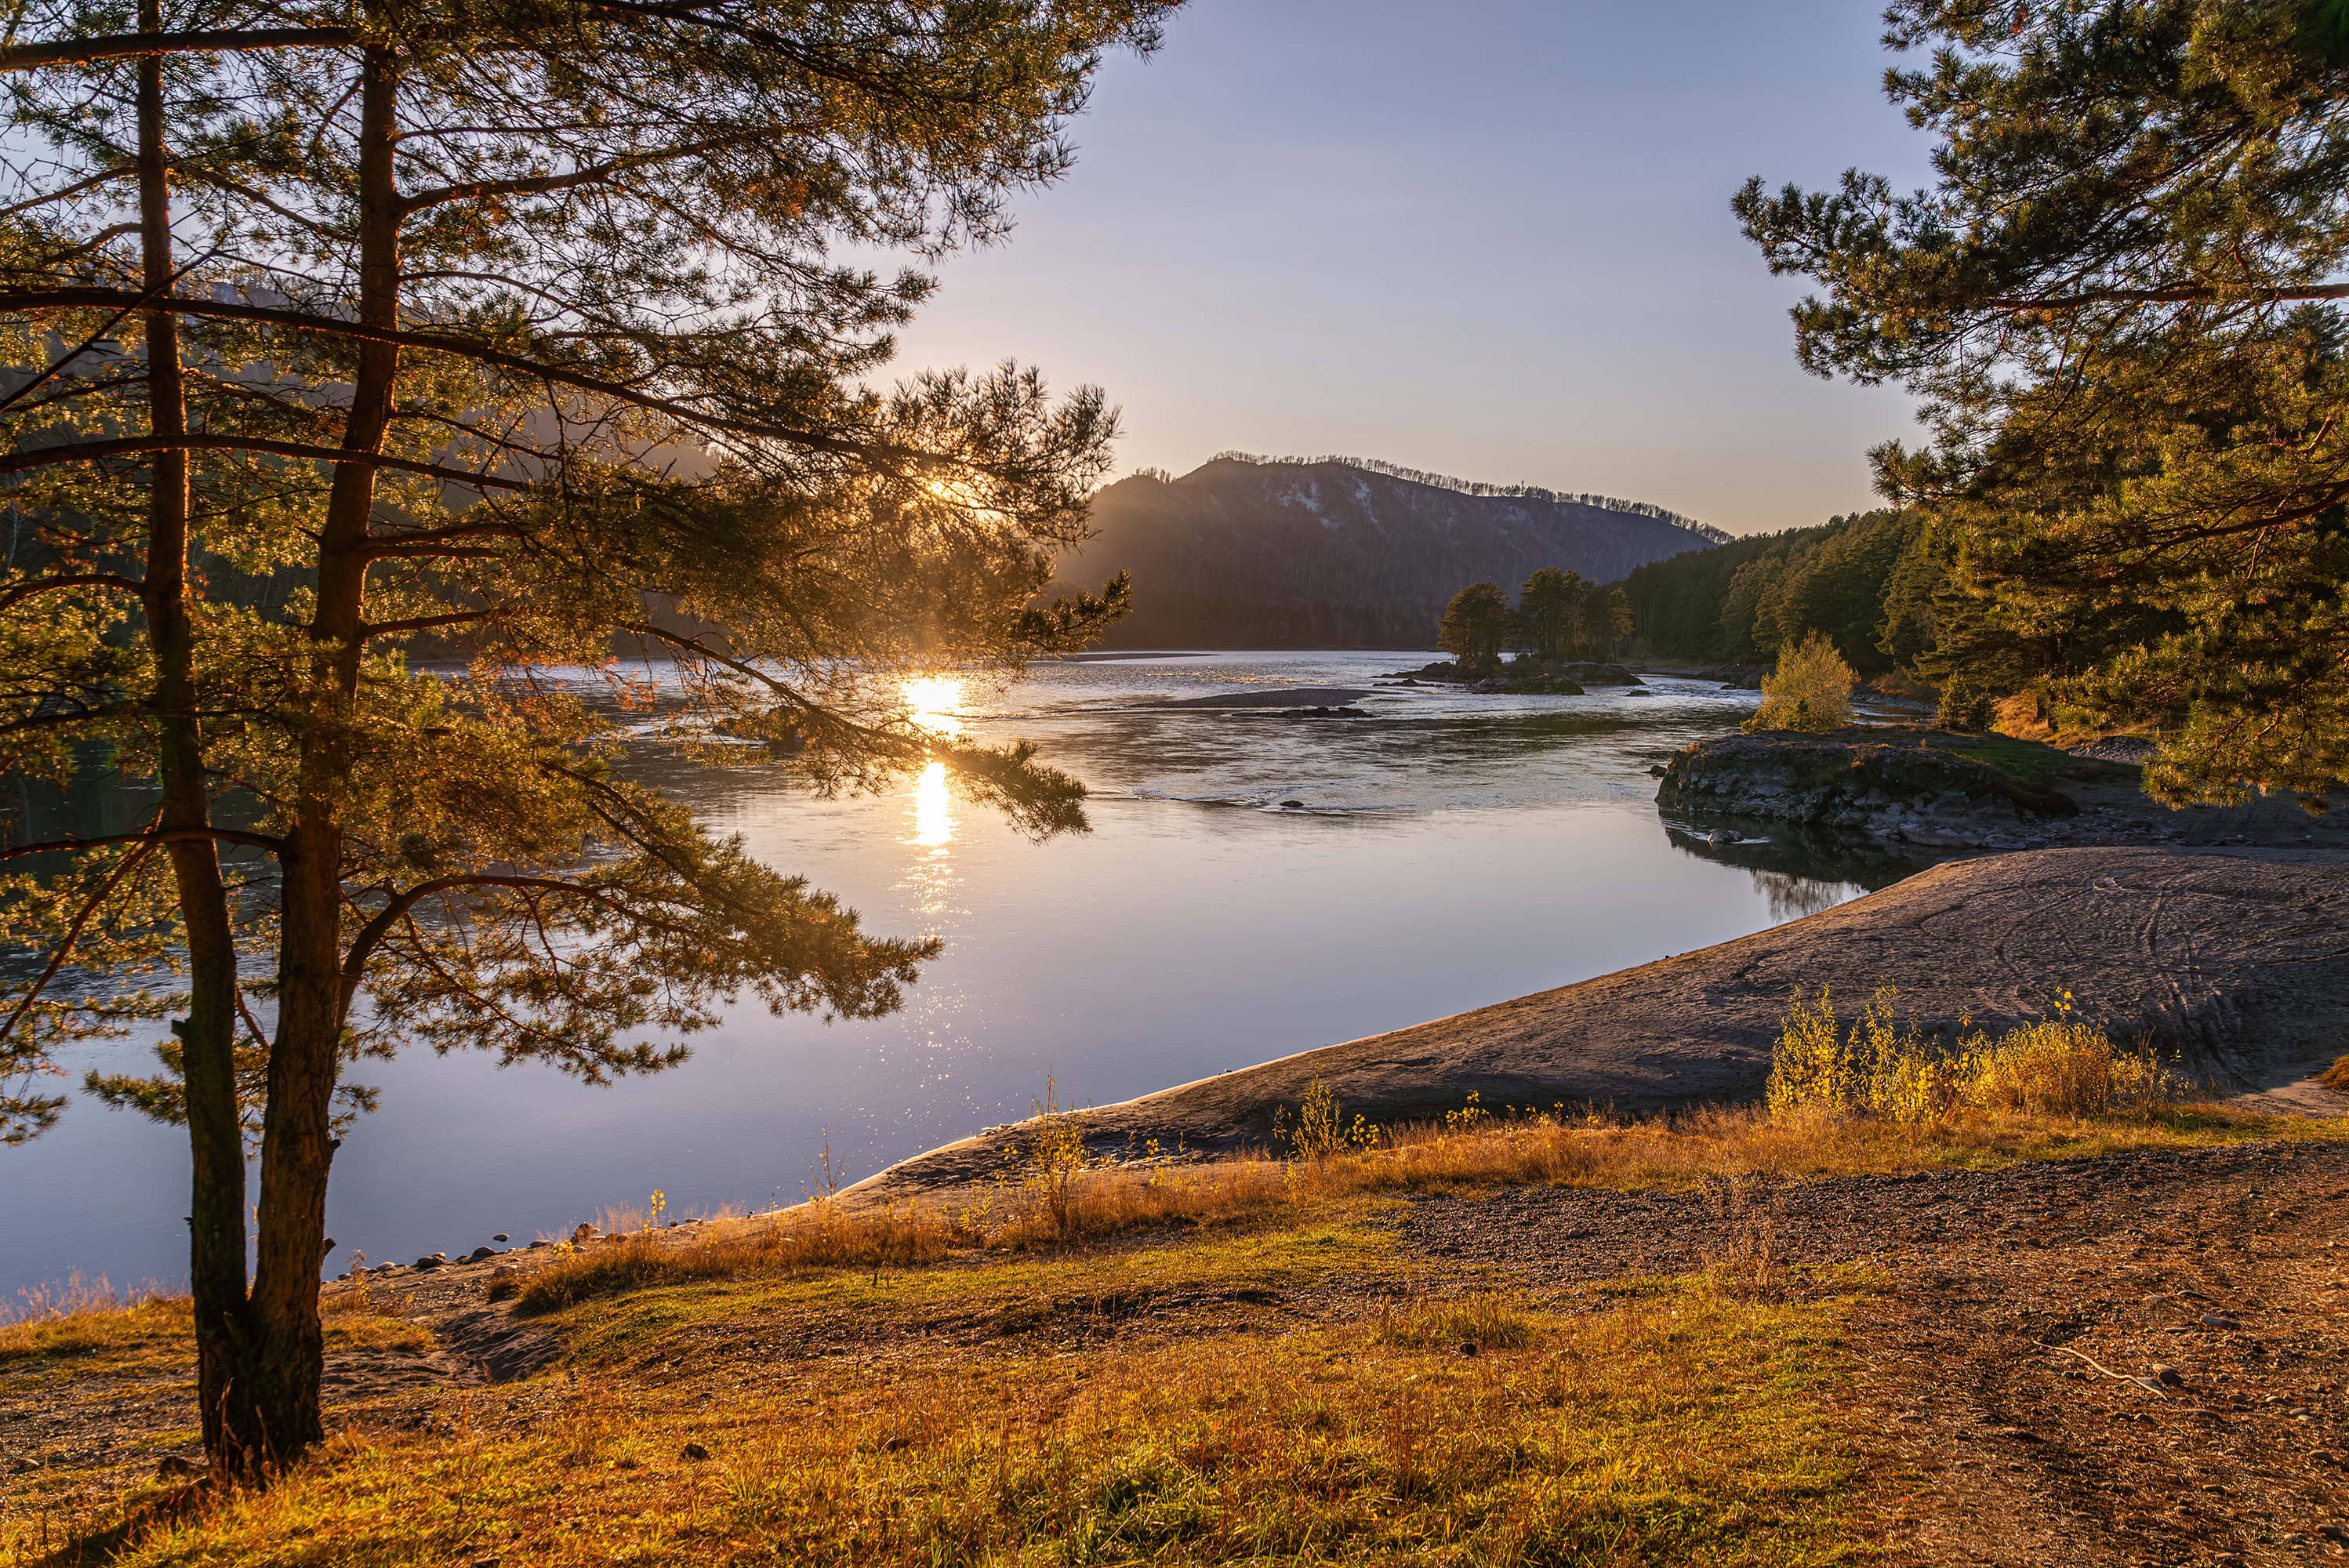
1059, 455, 1722, 648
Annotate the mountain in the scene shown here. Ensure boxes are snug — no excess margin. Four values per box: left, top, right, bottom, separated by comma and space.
1056, 454, 1726, 649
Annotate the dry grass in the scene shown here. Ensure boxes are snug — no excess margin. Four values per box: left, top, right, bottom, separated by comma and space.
517, 1156, 1298, 1313
0, 1283, 191, 1368
510, 1081, 2321, 1315
1698, 1174, 1791, 1302
95, 1277, 1877, 1567
1372, 1290, 1540, 1351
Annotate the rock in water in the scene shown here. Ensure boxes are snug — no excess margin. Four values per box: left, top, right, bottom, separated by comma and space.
1657, 728, 2077, 847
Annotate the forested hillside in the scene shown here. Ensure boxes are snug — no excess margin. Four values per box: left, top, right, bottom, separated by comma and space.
1622, 510, 1931, 674
1622, 509, 2184, 699
1059, 455, 1721, 648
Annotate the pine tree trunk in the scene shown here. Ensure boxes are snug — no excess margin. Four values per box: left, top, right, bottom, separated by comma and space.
135, 5, 259, 1478
245, 42, 403, 1465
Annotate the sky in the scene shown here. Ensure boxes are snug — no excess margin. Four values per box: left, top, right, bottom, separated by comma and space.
862, 0, 1944, 538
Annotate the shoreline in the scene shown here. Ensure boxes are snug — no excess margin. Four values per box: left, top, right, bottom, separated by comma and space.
837, 843, 2349, 1210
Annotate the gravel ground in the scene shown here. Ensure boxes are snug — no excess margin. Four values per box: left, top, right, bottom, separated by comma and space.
1397, 1138, 2349, 1567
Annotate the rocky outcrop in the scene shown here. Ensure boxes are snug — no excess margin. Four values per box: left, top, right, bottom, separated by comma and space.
837, 847, 2349, 1207
1656, 728, 2079, 848
1554, 662, 1642, 687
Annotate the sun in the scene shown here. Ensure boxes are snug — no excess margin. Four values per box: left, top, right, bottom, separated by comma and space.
902, 676, 966, 737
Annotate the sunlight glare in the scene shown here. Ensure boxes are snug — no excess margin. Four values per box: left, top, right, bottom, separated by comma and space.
912, 760, 954, 848
903, 675, 966, 737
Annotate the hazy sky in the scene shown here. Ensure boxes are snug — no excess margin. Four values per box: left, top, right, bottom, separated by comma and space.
866, 1, 1942, 538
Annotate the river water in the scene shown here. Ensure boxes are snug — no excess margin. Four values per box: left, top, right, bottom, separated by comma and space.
0, 652, 1928, 1298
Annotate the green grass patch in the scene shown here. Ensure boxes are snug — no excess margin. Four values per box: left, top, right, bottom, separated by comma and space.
105, 1276, 1879, 1567
548, 1218, 1396, 1371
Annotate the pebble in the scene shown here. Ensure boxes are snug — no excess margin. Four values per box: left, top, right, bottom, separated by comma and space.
492, 1234, 510, 1243
467, 1247, 496, 1261
681, 1443, 711, 1461
528, 1240, 556, 1250
2150, 1363, 2185, 1388
414, 1254, 446, 1269
2199, 1313, 2242, 1330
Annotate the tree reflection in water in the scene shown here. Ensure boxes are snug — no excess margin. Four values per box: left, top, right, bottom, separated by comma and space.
1749, 869, 1865, 924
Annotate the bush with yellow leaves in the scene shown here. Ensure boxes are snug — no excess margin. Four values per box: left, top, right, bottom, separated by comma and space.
1766, 982, 2190, 1126
1744, 632, 1857, 732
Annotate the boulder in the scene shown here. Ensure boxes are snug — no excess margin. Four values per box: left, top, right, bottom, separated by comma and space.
1557, 662, 1644, 687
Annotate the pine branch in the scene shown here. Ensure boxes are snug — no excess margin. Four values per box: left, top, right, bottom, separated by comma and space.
0, 286, 916, 466
0, 434, 531, 490
0, 826, 286, 862
0, 27, 357, 73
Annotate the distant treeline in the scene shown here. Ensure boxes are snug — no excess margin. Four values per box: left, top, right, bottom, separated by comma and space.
1205, 452, 1731, 543
1621, 509, 2183, 692
1622, 510, 1930, 674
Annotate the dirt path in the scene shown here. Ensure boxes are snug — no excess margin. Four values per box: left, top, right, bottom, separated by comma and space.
1397, 1138, 2349, 1566
0, 1257, 555, 1533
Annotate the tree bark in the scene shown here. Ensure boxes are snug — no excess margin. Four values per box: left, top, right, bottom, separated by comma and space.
135, 0, 255, 1479
245, 40, 401, 1466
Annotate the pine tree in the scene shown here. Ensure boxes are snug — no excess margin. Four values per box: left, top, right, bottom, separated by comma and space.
0, 0, 1171, 1478
1734, 0, 2349, 809
1516, 567, 1589, 662
1437, 581, 1514, 671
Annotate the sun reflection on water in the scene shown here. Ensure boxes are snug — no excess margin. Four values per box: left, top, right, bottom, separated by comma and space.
912, 760, 954, 849
902, 674, 964, 855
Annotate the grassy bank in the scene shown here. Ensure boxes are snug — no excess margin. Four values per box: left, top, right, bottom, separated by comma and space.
19, 1215, 1882, 1568
516, 1091, 2329, 1313
9, 1045, 2344, 1565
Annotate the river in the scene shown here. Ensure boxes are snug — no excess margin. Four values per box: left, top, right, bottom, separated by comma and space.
0, 651, 1928, 1298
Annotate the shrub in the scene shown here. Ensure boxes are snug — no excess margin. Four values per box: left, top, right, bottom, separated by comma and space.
1935, 677, 1995, 732
1744, 633, 1857, 731
1766, 982, 2189, 1125
1965, 1017, 2187, 1116
1283, 1077, 1376, 1161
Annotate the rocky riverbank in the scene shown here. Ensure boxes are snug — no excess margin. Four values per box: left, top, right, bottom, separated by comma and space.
1654, 725, 2349, 855
1656, 728, 2088, 848
839, 845, 2349, 1210
1376, 659, 1644, 693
